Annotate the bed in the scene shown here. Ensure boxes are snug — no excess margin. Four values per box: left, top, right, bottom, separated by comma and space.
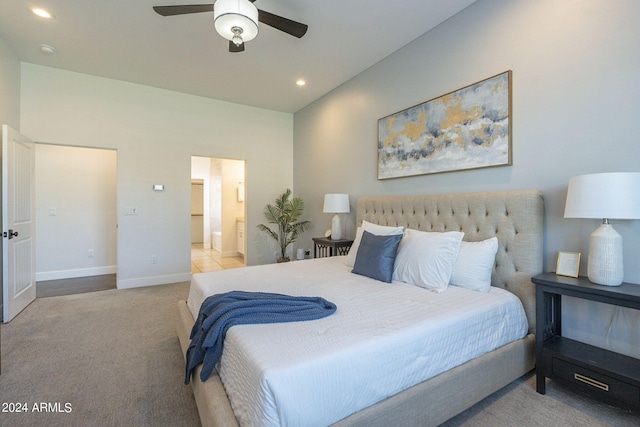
177, 189, 544, 426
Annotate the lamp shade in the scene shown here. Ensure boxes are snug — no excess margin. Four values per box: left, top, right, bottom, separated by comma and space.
214, 0, 259, 43
323, 194, 350, 214
564, 172, 640, 220
564, 172, 640, 286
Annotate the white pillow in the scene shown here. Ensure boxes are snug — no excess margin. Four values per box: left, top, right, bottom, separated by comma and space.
449, 237, 498, 292
344, 220, 404, 268
392, 229, 464, 292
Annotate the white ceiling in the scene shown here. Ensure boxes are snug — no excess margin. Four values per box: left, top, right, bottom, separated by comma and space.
0, 0, 476, 113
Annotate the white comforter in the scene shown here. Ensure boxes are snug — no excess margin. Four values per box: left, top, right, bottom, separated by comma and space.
187, 256, 528, 427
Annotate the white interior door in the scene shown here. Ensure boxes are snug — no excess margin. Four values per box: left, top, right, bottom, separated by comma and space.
2, 125, 36, 323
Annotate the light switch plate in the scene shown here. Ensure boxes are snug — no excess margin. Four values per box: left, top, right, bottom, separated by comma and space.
124, 206, 138, 215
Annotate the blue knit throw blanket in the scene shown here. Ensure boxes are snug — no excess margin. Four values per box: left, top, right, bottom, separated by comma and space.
185, 290, 337, 384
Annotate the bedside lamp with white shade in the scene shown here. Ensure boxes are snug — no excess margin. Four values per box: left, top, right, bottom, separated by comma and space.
323, 194, 350, 240
564, 172, 640, 286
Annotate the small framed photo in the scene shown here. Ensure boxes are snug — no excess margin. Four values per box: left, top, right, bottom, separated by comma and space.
556, 251, 581, 278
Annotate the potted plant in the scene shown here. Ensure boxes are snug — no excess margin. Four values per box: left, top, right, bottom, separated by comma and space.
258, 189, 311, 262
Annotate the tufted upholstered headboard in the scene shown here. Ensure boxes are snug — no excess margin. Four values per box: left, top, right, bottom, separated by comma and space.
355, 189, 544, 333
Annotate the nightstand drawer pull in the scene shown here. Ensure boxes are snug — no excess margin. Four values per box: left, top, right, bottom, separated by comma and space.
574, 373, 609, 391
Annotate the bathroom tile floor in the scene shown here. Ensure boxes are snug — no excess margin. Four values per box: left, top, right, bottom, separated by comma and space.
191, 243, 245, 274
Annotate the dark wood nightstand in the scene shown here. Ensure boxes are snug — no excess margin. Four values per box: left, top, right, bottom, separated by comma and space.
312, 237, 353, 258
532, 273, 640, 410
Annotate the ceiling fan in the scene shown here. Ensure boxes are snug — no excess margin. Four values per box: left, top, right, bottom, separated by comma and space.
153, 0, 308, 53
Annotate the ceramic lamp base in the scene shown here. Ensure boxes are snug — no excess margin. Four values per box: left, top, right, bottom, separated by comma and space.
587, 222, 623, 286
331, 214, 342, 240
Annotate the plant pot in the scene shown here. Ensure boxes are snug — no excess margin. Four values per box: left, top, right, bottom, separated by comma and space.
277, 256, 290, 263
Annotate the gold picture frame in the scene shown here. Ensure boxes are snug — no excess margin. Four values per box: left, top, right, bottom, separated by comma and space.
556, 251, 581, 278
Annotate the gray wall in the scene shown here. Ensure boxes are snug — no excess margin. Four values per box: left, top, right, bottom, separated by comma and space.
294, 0, 640, 283
293, 0, 640, 355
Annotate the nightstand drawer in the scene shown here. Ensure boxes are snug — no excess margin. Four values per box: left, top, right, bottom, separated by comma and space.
552, 358, 640, 407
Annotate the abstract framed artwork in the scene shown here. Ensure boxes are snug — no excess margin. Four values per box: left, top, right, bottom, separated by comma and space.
377, 71, 512, 180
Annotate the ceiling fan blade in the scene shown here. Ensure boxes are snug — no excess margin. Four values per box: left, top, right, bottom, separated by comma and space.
153, 4, 214, 16
258, 9, 308, 38
229, 41, 245, 53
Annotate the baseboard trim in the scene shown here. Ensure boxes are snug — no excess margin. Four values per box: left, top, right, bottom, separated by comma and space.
36, 266, 117, 281
117, 272, 192, 289
220, 250, 242, 257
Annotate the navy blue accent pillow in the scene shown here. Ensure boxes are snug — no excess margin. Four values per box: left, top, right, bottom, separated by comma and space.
351, 230, 403, 283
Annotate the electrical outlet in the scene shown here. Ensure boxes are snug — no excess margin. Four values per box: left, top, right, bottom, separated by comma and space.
151, 255, 158, 264
88, 249, 94, 258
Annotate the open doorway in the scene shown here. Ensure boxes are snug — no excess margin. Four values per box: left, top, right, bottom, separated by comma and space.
191, 156, 245, 273
34, 144, 117, 297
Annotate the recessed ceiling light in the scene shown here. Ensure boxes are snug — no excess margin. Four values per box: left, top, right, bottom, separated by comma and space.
31, 7, 53, 19
296, 79, 306, 87
40, 44, 56, 54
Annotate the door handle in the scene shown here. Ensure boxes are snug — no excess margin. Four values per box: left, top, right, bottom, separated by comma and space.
3, 229, 18, 239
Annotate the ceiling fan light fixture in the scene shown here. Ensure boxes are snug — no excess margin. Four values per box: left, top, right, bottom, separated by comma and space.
231, 27, 244, 46
214, 0, 258, 44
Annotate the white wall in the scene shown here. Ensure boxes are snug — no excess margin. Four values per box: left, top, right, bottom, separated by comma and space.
21, 64, 293, 288
0, 37, 20, 130
293, 0, 640, 356
221, 159, 245, 256
35, 144, 117, 280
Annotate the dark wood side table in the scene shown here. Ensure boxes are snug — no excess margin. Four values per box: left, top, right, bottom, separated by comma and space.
532, 273, 640, 410
312, 237, 353, 258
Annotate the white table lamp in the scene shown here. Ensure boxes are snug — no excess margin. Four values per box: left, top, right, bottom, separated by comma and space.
323, 194, 350, 240
564, 172, 640, 286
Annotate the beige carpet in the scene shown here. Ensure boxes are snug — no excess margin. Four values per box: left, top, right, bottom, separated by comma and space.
0, 282, 200, 427
442, 371, 639, 427
1, 282, 639, 427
